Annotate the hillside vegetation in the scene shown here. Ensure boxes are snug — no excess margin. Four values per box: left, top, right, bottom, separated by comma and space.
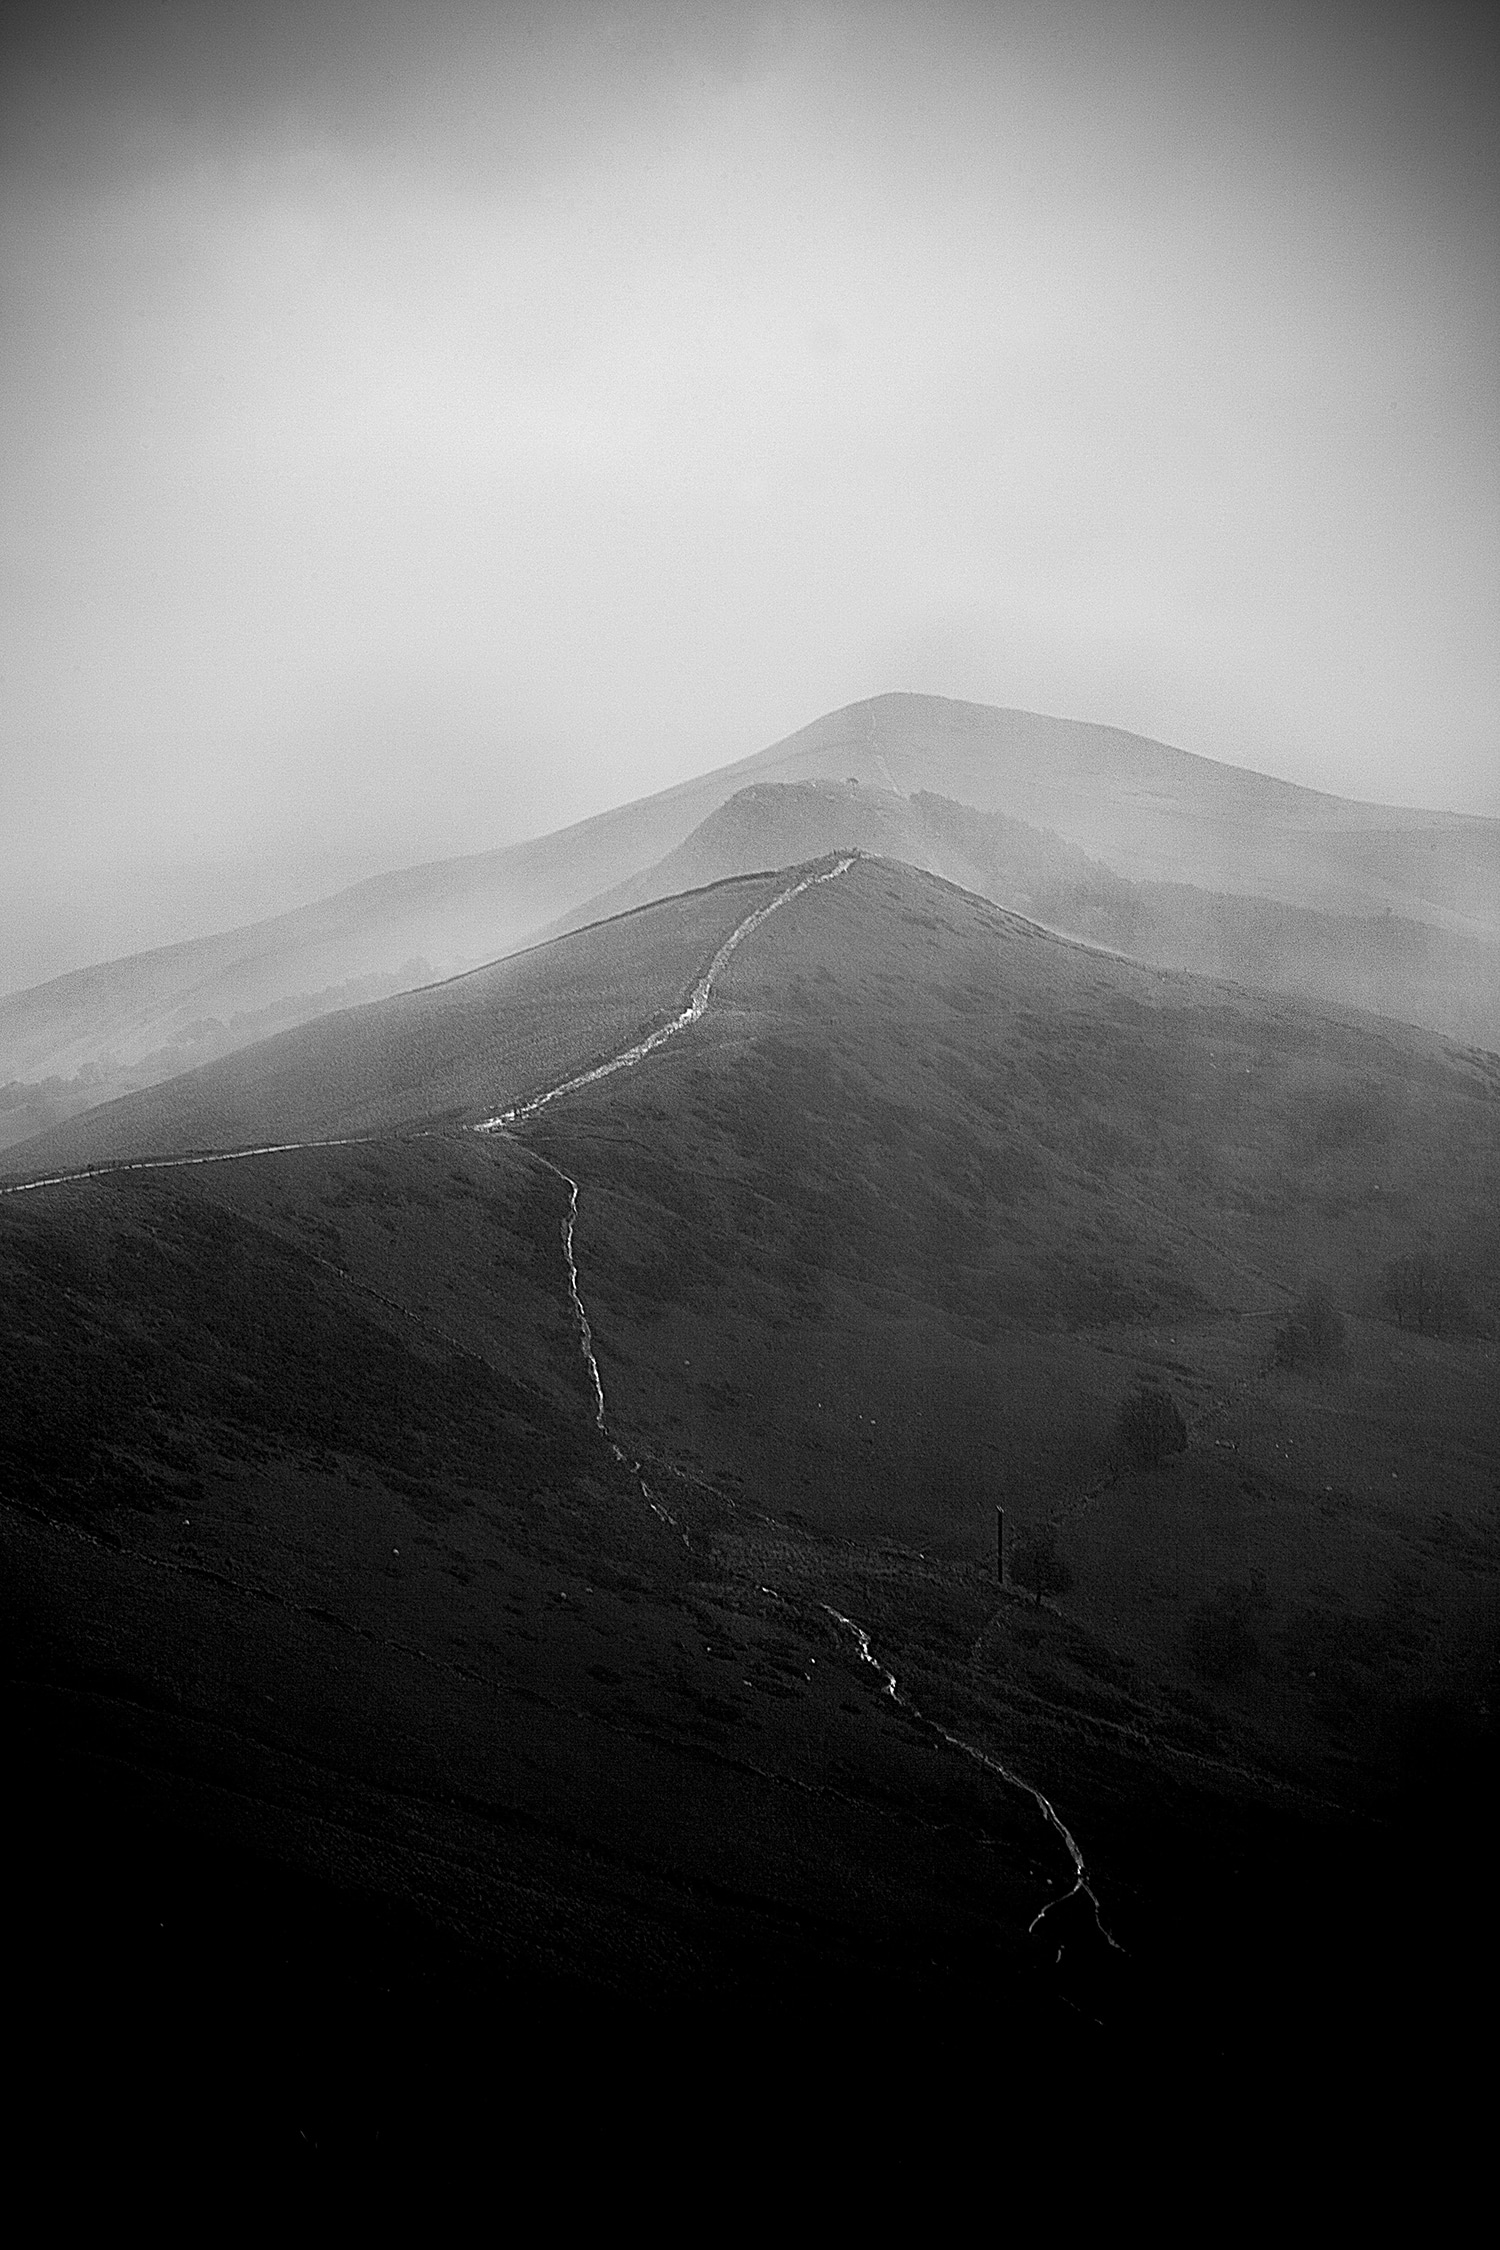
3, 849, 1495, 2133
514, 864, 1497, 1781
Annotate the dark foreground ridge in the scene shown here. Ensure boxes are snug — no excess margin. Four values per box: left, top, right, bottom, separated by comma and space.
4, 853, 1495, 2158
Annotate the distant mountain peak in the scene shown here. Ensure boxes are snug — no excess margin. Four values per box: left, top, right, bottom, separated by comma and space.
4, 693, 1495, 1143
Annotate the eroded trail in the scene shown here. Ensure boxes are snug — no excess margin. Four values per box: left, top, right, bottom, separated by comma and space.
514, 1140, 685, 1542
0, 1132, 390, 1200
821, 1605, 1120, 1954
536, 1152, 606, 1433
475, 856, 854, 1132
0, 859, 854, 1202
479, 844, 1117, 1959
488, 856, 854, 1545
3, 847, 1119, 1967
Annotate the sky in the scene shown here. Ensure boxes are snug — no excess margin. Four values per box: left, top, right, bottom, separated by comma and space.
3, 0, 1497, 987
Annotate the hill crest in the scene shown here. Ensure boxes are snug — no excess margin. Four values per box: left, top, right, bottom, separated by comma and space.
4, 691, 1495, 1148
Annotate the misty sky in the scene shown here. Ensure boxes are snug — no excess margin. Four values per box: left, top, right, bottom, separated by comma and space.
3, 0, 1497, 987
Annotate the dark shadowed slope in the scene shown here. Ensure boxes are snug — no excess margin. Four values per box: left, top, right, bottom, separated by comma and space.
505, 856, 1500, 1967
524, 858, 1499, 1562
6, 692, 1494, 1142
3, 852, 1495, 2146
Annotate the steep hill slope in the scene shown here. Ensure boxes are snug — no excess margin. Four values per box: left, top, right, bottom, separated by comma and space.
3, 850, 1495, 2139
0, 873, 787, 1177
6, 693, 1494, 1141
523, 859, 1498, 1548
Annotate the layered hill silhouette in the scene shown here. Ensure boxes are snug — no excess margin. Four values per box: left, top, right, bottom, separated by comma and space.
550, 778, 1500, 1050
6, 692, 1496, 1149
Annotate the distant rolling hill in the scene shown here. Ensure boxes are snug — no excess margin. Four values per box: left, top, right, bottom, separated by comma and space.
3, 850, 1496, 2135
772, 696, 1500, 932
5, 691, 1496, 1145
552, 779, 1500, 1051
0, 873, 787, 1178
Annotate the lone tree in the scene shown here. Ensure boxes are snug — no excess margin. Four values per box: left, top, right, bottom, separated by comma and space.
1008, 1521, 1073, 1607
1116, 1382, 1187, 1468
1273, 1287, 1346, 1373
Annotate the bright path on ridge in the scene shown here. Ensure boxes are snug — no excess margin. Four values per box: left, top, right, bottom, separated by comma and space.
0, 857, 855, 1198
0, 845, 1116, 1963
474, 856, 854, 1132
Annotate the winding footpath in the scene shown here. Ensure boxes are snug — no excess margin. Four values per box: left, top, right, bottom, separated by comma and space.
0, 860, 854, 1203
1, 847, 1117, 1951
0, 1132, 387, 1200
517, 1140, 687, 1542
469, 850, 1118, 1953
479, 856, 856, 1546
821, 1605, 1119, 1951
474, 857, 855, 1131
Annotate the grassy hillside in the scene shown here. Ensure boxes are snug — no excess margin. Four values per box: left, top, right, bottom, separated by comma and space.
3, 1132, 1150, 2144
1, 873, 785, 1176
509, 860, 1498, 1790
3, 849, 1494, 2145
